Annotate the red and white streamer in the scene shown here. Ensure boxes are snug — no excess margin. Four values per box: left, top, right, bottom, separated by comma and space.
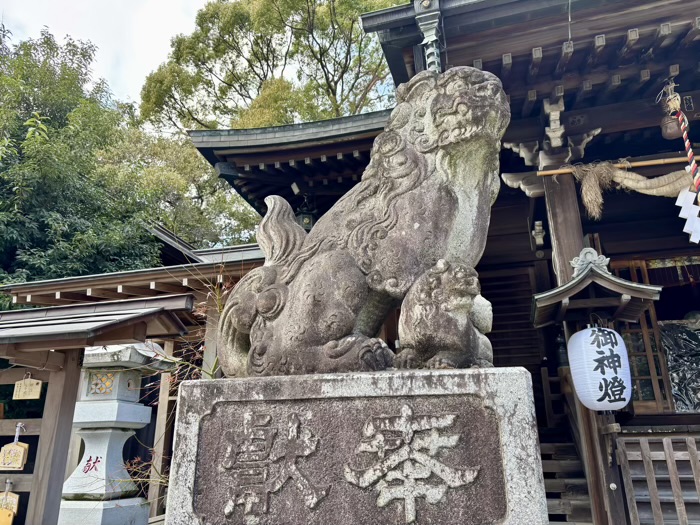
676, 111, 700, 198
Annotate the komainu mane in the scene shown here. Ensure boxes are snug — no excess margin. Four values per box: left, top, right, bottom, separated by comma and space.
218, 66, 511, 376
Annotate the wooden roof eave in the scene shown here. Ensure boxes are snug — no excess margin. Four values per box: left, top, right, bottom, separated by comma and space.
532, 265, 662, 328
362, 0, 696, 87
189, 109, 391, 157
0, 294, 195, 370
1, 258, 264, 308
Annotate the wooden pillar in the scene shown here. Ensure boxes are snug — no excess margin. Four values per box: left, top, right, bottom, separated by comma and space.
203, 292, 222, 379
64, 371, 86, 480
26, 350, 82, 525
544, 172, 628, 525
149, 340, 175, 518
543, 174, 584, 285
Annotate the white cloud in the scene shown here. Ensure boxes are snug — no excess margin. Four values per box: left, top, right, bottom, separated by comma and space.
2, 0, 208, 103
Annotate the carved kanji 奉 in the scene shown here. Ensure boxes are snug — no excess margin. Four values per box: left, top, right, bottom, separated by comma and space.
344, 404, 479, 524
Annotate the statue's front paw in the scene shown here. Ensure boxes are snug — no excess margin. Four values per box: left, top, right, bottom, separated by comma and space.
395, 348, 420, 369
474, 358, 494, 368
426, 355, 458, 369
359, 339, 395, 371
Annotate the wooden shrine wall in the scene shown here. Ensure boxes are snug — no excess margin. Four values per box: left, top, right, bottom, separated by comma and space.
480, 263, 553, 427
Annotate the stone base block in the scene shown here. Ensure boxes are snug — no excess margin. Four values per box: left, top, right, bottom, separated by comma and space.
58, 497, 149, 525
167, 368, 548, 525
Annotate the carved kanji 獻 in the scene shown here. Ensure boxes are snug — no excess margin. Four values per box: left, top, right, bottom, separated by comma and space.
222, 412, 328, 523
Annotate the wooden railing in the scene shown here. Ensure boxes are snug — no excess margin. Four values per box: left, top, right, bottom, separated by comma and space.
618, 435, 700, 525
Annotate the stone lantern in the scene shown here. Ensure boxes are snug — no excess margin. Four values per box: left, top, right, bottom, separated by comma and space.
58, 343, 174, 525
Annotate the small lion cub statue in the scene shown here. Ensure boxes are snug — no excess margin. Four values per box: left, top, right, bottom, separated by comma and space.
396, 259, 493, 370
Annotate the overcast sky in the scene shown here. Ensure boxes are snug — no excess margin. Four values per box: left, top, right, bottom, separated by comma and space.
2, 0, 208, 103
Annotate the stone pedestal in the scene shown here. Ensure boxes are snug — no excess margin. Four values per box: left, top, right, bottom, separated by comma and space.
59, 343, 171, 525
166, 368, 548, 525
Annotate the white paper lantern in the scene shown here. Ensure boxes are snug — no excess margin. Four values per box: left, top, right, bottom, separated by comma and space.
567, 327, 632, 411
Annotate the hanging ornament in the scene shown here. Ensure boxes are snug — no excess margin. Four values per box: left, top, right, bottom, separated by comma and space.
676, 188, 700, 243
661, 114, 683, 140
0, 424, 28, 472
658, 79, 700, 242
0, 480, 18, 518
567, 326, 632, 411
12, 372, 42, 400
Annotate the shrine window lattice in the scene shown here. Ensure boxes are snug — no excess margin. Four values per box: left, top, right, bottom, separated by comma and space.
612, 259, 700, 415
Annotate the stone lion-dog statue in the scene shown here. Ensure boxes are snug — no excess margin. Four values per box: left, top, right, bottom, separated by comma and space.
218, 66, 510, 376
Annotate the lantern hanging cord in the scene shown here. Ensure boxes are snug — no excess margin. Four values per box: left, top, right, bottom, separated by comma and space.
589, 312, 605, 328
567, 0, 572, 41
2, 479, 11, 504
13, 423, 24, 444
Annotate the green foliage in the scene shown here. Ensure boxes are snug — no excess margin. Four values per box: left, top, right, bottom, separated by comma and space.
99, 126, 259, 247
141, 0, 398, 131
0, 29, 161, 284
0, 27, 260, 288
234, 78, 300, 129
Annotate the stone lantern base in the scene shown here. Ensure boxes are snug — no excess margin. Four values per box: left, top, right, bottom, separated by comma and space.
59, 343, 173, 525
58, 497, 148, 525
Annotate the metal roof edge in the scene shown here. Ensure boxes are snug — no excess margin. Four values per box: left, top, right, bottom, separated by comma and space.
0, 294, 195, 320
360, 2, 415, 33
146, 224, 203, 263
192, 243, 263, 259
189, 109, 392, 149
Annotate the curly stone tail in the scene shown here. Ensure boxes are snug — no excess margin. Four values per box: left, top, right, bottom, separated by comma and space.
258, 195, 307, 267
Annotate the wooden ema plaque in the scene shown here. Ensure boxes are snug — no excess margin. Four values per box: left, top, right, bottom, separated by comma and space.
12, 373, 42, 401
0, 492, 18, 515
0, 444, 27, 471
0, 508, 12, 524
0, 424, 28, 472
0, 479, 19, 523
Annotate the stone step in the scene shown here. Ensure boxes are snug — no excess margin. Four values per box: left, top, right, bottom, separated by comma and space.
540, 442, 579, 456
544, 477, 589, 494
547, 498, 593, 522
541, 459, 584, 473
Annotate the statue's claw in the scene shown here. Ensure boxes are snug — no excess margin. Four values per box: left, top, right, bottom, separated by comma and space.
394, 348, 420, 369
359, 339, 394, 371
426, 355, 458, 369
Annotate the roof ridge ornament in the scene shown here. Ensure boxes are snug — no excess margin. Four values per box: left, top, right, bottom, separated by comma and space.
415, 0, 442, 73
571, 248, 610, 277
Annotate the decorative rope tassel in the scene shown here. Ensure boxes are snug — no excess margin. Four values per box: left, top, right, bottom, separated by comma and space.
676, 110, 700, 198
674, 110, 700, 243
659, 79, 700, 243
